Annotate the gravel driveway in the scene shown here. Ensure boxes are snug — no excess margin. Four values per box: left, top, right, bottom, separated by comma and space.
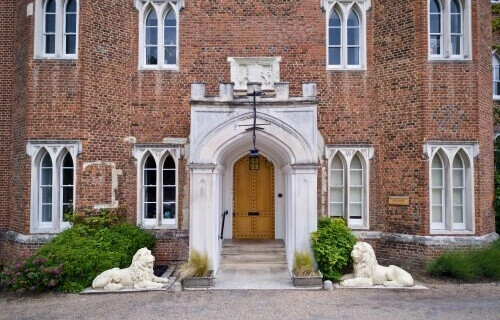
1, 283, 499, 320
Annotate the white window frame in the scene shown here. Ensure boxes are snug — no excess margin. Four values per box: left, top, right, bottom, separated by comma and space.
325, 0, 369, 70
63, 0, 78, 57
424, 142, 478, 234
493, 53, 500, 100
27, 140, 81, 234
34, 0, 79, 59
428, 0, 471, 61
326, 145, 374, 229
136, 1, 181, 71
133, 145, 181, 229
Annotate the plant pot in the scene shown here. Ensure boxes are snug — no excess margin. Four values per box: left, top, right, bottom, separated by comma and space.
182, 270, 214, 288
292, 271, 323, 287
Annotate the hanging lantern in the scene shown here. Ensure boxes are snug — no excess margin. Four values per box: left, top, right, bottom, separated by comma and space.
249, 147, 260, 170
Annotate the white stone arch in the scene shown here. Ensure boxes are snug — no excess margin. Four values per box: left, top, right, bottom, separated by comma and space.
191, 111, 316, 166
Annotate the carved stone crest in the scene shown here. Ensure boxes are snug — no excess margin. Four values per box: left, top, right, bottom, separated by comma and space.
228, 57, 281, 91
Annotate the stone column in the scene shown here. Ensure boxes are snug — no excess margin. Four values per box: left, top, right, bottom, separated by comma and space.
189, 164, 224, 273
283, 164, 318, 270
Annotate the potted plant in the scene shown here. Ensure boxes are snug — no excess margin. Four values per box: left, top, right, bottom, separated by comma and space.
176, 250, 214, 288
292, 251, 323, 287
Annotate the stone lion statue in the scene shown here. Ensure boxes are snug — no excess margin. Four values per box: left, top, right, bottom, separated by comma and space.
340, 242, 414, 287
92, 248, 168, 291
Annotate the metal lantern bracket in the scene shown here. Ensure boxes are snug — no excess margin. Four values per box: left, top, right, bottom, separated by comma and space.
238, 90, 269, 170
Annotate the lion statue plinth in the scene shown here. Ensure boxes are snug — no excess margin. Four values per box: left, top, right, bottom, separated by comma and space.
340, 242, 414, 287
92, 248, 168, 291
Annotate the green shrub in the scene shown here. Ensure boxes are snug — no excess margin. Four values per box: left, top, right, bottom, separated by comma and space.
311, 217, 357, 282
428, 240, 500, 281
0, 209, 155, 293
293, 251, 316, 277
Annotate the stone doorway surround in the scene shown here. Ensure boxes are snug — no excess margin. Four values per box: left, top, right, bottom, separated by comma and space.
189, 80, 319, 273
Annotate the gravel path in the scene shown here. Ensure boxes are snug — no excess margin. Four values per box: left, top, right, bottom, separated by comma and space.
1, 283, 499, 320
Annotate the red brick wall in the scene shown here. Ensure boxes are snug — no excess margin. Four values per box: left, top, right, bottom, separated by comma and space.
2, 0, 496, 264
0, 0, 14, 232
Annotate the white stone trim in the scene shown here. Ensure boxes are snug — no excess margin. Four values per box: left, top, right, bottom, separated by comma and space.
427, 0, 472, 61
324, 0, 370, 70
135, 1, 180, 70
133, 144, 182, 229
424, 141, 477, 234
26, 140, 81, 234
354, 231, 499, 246
325, 145, 373, 229
33, 0, 79, 60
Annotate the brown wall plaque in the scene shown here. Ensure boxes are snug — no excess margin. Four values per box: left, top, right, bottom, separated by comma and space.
388, 196, 410, 206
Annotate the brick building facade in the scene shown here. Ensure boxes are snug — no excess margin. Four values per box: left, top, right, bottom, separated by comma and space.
0, 0, 498, 272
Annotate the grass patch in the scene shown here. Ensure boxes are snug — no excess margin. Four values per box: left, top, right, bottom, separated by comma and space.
175, 250, 210, 280
428, 240, 500, 281
293, 251, 319, 277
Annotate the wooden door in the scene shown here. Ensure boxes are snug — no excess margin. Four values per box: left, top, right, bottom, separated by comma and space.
233, 154, 275, 239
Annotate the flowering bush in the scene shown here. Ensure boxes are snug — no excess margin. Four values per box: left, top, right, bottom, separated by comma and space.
0, 253, 63, 293
1, 209, 155, 293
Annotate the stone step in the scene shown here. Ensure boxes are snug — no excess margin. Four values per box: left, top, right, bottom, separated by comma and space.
221, 254, 287, 264
222, 240, 285, 248
222, 247, 285, 254
221, 258, 288, 265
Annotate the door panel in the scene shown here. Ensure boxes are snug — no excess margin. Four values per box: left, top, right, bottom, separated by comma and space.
233, 155, 275, 239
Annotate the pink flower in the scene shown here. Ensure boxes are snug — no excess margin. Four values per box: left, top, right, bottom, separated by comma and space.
48, 279, 56, 287
52, 269, 60, 275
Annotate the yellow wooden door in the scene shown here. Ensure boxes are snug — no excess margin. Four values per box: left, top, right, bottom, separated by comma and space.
233, 154, 275, 239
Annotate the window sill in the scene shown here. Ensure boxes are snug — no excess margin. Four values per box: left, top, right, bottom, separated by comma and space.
326, 66, 366, 72
350, 225, 369, 231
139, 65, 179, 72
428, 56, 472, 63
34, 55, 78, 61
30, 228, 63, 234
493, 96, 500, 101
141, 224, 178, 230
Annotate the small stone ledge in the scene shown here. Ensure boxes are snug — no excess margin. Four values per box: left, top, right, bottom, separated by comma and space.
1, 230, 55, 244
354, 231, 499, 246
